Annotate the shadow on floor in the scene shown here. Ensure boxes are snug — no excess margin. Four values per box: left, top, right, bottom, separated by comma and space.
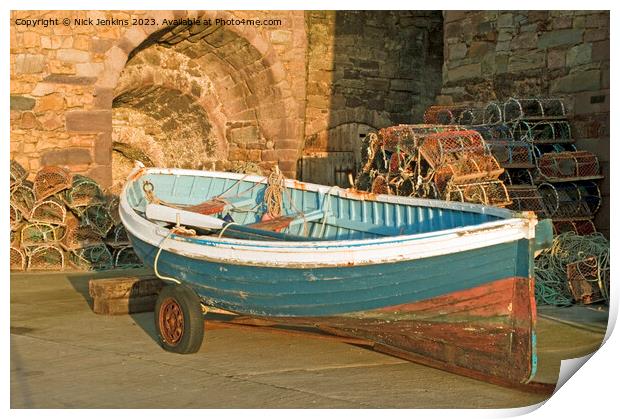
64, 267, 161, 346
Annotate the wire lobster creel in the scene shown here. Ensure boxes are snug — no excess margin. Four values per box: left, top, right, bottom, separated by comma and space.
419, 130, 486, 168
501, 168, 535, 186
469, 124, 513, 141
537, 151, 601, 180
377, 124, 459, 153
29, 197, 67, 225
25, 244, 65, 271
32, 166, 72, 201
82, 204, 115, 237
486, 141, 535, 168
445, 180, 512, 207
483, 102, 503, 124
506, 186, 549, 218
532, 143, 578, 162
69, 244, 113, 271
10, 160, 28, 191
61, 214, 104, 250
538, 181, 601, 219
434, 153, 504, 193
415, 181, 441, 199
511, 120, 572, 143
456, 108, 485, 125
20, 222, 66, 246
105, 195, 121, 226
10, 246, 26, 271
113, 246, 143, 269
105, 224, 130, 248
503, 98, 566, 122
354, 171, 373, 192
11, 180, 36, 219
62, 174, 104, 209
10, 202, 23, 231
371, 175, 390, 195
424, 105, 468, 125
553, 220, 597, 236
566, 256, 607, 304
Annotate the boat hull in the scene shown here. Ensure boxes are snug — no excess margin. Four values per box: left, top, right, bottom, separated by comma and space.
129, 232, 530, 317
205, 276, 539, 385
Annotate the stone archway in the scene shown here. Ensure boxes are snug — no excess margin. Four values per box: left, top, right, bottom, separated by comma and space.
95, 11, 303, 189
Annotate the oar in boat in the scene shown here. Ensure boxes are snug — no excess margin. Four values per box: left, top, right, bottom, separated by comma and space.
145, 203, 324, 242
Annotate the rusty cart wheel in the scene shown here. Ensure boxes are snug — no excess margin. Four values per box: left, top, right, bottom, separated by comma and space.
154, 285, 204, 354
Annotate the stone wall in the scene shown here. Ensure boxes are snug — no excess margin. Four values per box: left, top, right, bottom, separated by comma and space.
10, 10, 307, 186
438, 10, 610, 235
11, 10, 443, 188
301, 11, 443, 185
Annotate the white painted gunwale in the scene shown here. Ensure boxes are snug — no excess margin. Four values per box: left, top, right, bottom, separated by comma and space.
119, 166, 538, 268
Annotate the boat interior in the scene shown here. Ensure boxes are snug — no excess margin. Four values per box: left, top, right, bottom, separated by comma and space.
126, 172, 506, 241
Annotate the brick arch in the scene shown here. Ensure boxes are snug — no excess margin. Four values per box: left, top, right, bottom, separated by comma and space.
96, 10, 301, 176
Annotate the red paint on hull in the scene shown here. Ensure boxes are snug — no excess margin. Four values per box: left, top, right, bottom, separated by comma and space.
206, 276, 543, 391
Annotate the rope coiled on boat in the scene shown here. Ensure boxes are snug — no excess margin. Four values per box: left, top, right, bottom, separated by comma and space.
263, 167, 285, 218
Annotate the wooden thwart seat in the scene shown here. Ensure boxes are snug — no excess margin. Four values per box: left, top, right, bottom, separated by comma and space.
247, 209, 326, 233
247, 216, 295, 232
183, 196, 254, 215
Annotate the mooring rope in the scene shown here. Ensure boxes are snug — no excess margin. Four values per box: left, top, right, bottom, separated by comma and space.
534, 232, 610, 306
263, 167, 285, 218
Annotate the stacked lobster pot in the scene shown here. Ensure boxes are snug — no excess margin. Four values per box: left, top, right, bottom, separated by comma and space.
9, 160, 142, 272
354, 124, 511, 207
490, 98, 603, 236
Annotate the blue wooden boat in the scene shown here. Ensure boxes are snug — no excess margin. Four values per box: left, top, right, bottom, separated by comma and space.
119, 164, 553, 390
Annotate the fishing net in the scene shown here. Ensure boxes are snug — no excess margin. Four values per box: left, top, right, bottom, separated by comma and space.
511, 120, 572, 143
82, 204, 114, 237
61, 214, 104, 250
32, 166, 72, 201
553, 220, 597, 236
445, 180, 512, 207
10, 181, 36, 218
538, 182, 601, 219
105, 224, 130, 248
10, 160, 28, 191
25, 244, 65, 271
20, 222, 66, 246
62, 174, 104, 209
29, 197, 67, 225
486, 141, 534, 168
69, 244, 113, 270
10, 246, 26, 271
113, 246, 143, 269
419, 130, 486, 168
503, 98, 566, 122
506, 186, 549, 218
537, 151, 600, 180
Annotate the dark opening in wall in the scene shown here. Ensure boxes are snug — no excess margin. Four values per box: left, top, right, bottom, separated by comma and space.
301, 11, 444, 187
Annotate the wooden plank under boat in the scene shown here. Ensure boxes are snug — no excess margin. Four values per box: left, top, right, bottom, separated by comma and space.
119, 163, 553, 388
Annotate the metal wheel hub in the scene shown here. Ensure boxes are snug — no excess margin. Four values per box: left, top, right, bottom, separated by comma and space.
159, 297, 184, 345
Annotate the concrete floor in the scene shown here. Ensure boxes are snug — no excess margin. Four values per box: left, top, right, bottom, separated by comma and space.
10, 269, 607, 408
